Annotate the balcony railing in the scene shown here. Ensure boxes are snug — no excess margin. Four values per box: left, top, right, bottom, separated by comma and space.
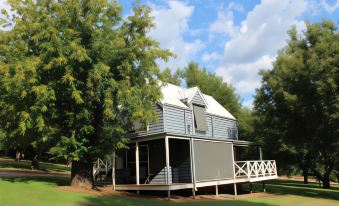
234, 160, 277, 179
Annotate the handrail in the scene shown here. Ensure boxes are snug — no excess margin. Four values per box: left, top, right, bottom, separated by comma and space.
234, 160, 277, 179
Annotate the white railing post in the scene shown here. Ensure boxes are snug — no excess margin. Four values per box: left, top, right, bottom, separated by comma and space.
246, 161, 251, 179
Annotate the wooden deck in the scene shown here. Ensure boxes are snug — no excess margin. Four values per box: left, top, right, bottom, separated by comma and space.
115, 183, 193, 191
115, 175, 278, 191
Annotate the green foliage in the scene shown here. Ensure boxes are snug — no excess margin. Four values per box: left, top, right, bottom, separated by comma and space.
254, 21, 339, 187
0, 0, 172, 163
159, 67, 183, 86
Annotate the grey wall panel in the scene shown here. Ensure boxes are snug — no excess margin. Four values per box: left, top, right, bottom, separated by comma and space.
135, 104, 164, 136
191, 92, 205, 106
193, 141, 234, 182
164, 106, 186, 134
212, 116, 238, 140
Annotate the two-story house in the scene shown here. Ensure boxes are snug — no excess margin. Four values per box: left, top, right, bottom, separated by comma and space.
96, 83, 277, 198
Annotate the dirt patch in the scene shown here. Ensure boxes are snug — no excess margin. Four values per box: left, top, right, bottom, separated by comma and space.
57, 185, 280, 202
57, 186, 126, 196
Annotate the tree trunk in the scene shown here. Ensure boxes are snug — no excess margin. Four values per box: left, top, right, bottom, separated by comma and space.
31, 155, 39, 169
15, 150, 21, 162
322, 175, 330, 189
302, 166, 308, 184
71, 159, 94, 189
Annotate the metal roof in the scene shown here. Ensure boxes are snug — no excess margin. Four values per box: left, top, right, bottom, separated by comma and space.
160, 83, 236, 120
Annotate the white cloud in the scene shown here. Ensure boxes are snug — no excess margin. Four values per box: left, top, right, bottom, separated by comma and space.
149, 1, 204, 70
208, 2, 244, 39
215, 0, 307, 101
209, 9, 237, 38
242, 99, 254, 108
227, 2, 244, 12
202, 51, 221, 62
216, 55, 275, 94
321, 0, 339, 13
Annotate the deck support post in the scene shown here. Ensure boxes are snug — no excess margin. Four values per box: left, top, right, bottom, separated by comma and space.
259, 146, 263, 160
249, 182, 252, 194
135, 141, 140, 194
112, 150, 116, 191
189, 138, 197, 196
165, 136, 170, 199
234, 183, 237, 196
263, 181, 266, 192
192, 188, 196, 199
215, 185, 219, 197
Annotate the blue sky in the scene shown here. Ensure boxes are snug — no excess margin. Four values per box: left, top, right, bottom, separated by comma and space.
119, 0, 339, 107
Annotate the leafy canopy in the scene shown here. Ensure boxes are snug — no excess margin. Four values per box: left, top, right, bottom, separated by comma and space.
254, 21, 339, 187
0, 0, 173, 161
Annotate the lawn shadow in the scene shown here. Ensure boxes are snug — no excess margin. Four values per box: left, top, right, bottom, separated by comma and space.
0, 160, 70, 173
0, 176, 70, 186
251, 179, 339, 201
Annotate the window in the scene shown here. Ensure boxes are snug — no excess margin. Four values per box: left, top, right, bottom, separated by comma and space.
133, 120, 149, 132
227, 128, 238, 139
193, 105, 208, 131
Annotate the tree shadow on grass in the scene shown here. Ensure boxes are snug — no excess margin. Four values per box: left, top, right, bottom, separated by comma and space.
0, 160, 70, 173
0, 176, 70, 186
250, 179, 339, 201
80, 195, 278, 206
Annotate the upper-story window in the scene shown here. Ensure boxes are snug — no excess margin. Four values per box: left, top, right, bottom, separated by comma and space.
228, 127, 238, 139
193, 105, 208, 131
132, 120, 149, 132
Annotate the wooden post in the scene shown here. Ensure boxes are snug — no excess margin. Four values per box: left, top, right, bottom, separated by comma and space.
231, 143, 237, 197
135, 141, 139, 194
263, 181, 266, 192
189, 138, 197, 199
112, 150, 116, 191
249, 182, 252, 194
165, 136, 170, 199
234, 183, 237, 196
259, 146, 263, 160
215, 185, 219, 197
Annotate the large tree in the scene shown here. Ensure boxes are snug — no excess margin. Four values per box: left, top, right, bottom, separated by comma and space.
254, 21, 339, 188
0, 0, 172, 188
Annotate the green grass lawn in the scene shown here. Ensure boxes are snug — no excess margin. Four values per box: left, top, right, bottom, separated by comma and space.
0, 157, 70, 173
0, 176, 338, 206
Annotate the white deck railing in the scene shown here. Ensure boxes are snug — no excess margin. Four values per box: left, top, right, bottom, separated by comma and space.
234, 160, 277, 179
93, 158, 112, 178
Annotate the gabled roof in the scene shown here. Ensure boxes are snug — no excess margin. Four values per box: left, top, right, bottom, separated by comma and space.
182, 86, 208, 106
160, 83, 236, 120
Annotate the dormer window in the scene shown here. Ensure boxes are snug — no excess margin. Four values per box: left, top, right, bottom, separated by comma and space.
193, 105, 208, 131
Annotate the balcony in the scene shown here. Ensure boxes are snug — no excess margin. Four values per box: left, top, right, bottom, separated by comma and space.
234, 160, 277, 182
